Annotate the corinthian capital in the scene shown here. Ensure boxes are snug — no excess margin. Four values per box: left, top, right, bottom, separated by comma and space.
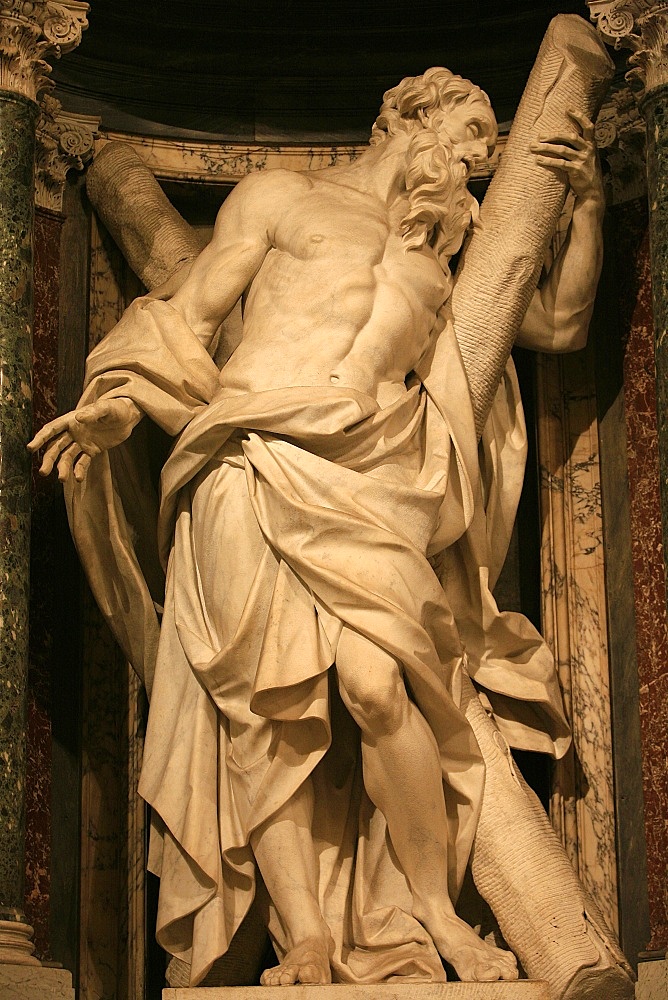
0, 0, 89, 103
35, 92, 98, 211
589, 2, 668, 95
595, 81, 647, 202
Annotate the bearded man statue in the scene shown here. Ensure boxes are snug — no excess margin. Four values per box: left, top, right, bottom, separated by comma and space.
31, 62, 609, 990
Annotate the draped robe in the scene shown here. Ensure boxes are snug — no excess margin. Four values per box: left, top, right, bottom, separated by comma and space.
65, 292, 570, 985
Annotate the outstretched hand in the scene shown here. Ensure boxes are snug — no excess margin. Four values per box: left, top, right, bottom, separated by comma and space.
530, 109, 603, 203
28, 396, 142, 483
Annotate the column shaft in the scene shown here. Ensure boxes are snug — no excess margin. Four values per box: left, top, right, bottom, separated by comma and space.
0, 89, 36, 925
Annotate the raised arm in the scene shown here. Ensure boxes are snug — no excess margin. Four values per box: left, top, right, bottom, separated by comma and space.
516, 111, 604, 353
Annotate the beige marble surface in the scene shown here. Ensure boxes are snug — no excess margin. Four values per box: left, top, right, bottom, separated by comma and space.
163, 986, 550, 1000
0, 965, 75, 999
94, 131, 508, 185
636, 958, 668, 1000
536, 344, 619, 935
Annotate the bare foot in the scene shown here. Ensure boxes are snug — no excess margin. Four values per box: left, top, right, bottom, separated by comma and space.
261, 936, 333, 986
417, 907, 519, 982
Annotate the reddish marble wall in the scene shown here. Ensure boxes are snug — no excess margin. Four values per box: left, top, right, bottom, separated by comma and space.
25, 207, 63, 959
613, 198, 668, 952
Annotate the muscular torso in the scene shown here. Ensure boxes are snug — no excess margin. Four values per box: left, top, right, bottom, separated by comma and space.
219, 173, 450, 406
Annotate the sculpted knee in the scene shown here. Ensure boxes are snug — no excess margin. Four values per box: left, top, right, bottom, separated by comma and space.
339, 666, 407, 737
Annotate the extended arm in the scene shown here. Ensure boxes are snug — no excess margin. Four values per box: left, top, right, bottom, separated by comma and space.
516, 111, 604, 353
29, 171, 277, 481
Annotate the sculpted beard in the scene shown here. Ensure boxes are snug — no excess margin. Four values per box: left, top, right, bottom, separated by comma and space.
401, 128, 479, 272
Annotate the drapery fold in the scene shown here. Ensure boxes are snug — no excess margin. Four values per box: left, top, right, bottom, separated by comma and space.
65, 295, 569, 985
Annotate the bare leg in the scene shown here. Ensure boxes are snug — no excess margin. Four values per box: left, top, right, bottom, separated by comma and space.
251, 776, 333, 985
336, 627, 518, 982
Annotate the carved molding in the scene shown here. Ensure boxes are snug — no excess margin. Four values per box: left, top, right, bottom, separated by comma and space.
35, 92, 98, 211
91, 129, 509, 187
0, 0, 89, 104
589, 2, 668, 96
596, 81, 647, 203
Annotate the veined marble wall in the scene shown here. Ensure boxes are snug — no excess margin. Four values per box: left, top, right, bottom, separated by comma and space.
95, 130, 508, 185
613, 202, 668, 952
25, 208, 64, 959
537, 347, 618, 934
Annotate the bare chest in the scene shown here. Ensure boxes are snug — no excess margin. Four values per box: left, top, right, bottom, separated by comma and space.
269, 185, 449, 313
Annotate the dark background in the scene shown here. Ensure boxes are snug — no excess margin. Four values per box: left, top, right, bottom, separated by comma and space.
52, 1, 614, 142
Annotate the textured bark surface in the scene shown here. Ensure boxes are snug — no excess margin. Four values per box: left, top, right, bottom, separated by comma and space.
86, 142, 203, 290
451, 14, 613, 436
462, 676, 634, 1000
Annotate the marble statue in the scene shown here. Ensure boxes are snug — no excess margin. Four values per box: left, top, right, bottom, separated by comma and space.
29, 15, 634, 1000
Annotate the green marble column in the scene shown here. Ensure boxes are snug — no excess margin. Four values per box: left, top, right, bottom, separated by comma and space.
643, 84, 668, 617
0, 88, 37, 955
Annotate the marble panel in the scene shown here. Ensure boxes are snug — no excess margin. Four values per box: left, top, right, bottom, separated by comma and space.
639, 84, 668, 955
536, 345, 618, 934
95, 133, 363, 185
614, 203, 668, 952
636, 956, 668, 1000
163, 985, 550, 1000
25, 207, 64, 959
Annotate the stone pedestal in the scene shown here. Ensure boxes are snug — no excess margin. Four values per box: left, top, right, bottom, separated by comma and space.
163, 985, 550, 1000
0, 963, 74, 999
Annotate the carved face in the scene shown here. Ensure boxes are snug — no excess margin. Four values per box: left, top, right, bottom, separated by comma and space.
432, 101, 497, 173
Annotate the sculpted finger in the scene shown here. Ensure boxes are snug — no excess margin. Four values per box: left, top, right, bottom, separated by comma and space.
534, 155, 570, 172
56, 442, 81, 482
75, 400, 110, 425
531, 141, 580, 159
28, 414, 71, 452
567, 109, 595, 138
73, 453, 92, 483
535, 133, 585, 151
39, 431, 72, 476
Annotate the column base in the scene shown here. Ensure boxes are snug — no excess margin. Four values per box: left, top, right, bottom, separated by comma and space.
0, 919, 40, 965
0, 964, 74, 999
636, 955, 668, 1000
163, 985, 550, 1000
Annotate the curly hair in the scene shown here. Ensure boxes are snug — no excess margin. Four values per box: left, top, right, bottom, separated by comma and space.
369, 68, 496, 271
370, 67, 495, 147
